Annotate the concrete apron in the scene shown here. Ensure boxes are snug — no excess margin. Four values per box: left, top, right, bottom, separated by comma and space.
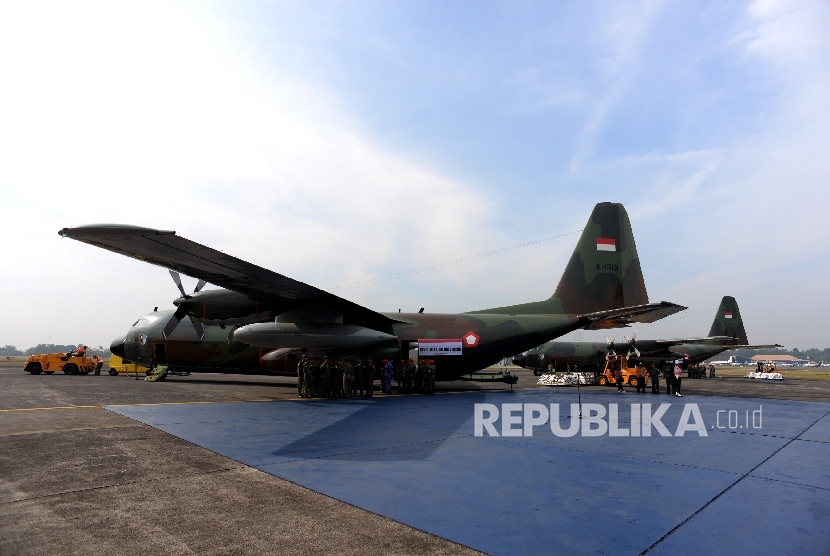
108, 389, 830, 555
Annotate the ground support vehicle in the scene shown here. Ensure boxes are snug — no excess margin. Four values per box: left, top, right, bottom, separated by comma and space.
108, 355, 150, 376
24, 353, 103, 375
596, 354, 647, 389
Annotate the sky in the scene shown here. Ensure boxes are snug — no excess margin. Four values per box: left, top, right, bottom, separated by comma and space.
1, 0, 828, 350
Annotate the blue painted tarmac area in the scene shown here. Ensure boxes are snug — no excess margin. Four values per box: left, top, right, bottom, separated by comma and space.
108, 390, 830, 555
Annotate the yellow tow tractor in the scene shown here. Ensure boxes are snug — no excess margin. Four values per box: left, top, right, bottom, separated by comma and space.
596, 354, 647, 389
24, 351, 103, 375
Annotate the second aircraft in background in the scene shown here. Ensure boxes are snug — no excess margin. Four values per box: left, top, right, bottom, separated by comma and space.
512, 296, 780, 375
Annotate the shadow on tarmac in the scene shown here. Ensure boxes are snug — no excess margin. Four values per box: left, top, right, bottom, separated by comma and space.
273, 393, 488, 461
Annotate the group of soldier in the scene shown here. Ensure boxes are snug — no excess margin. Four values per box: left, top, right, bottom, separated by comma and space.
296, 355, 437, 398
687, 363, 714, 379
296, 355, 375, 399
392, 358, 437, 395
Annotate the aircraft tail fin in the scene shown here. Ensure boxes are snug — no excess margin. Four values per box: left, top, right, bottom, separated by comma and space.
469, 202, 648, 315
708, 296, 748, 344
551, 202, 648, 314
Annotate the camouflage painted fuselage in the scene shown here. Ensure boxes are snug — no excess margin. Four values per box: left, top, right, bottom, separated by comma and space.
116, 309, 583, 378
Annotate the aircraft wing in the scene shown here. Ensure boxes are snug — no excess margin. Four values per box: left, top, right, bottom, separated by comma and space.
58, 224, 399, 330
657, 338, 783, 349
722, 344, 783, 349
619, 336, 737, 353
579, 301, 686, 330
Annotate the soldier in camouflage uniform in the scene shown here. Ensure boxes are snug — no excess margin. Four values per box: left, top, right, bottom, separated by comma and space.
304, 357, 316, 398
353, 357, 364, 397
297, 355, 306, 397
364, 357, 375, 397
403, 358, 416, 394
342, 357, 353, 399
425, 360, 436, 394
331, 357, 342, 398
320, 356, 331, 397
649, 363, 660, 394
396, 360, 404, 392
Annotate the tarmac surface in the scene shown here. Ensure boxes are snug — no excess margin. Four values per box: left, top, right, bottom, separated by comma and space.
2, 364, 830, 555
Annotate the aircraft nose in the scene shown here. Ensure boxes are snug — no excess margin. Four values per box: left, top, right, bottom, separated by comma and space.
110, 337, 126, 359
512, 354, 527, 368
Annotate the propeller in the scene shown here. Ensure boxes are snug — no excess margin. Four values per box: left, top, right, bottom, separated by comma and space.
161, 271, 207, 340
604, 334, 617, 355
624, 330, 640, 358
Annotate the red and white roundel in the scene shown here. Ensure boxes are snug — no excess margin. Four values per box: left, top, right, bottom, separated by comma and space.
463, 331, 480, 348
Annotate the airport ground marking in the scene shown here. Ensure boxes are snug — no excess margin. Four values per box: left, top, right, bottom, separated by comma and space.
0, 405, 100, 412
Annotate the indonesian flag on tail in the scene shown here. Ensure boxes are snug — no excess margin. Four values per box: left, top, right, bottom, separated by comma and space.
724, 312, 733, 319
596, 238, 616, 252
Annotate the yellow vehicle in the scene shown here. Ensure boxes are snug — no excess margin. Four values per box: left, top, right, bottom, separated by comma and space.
596, 354, 647, 388
108, 355, 150, 376
24, 352, 103, 375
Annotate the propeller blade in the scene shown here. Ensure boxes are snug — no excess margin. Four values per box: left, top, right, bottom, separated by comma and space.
162, 305, 189, 339
632, 330, 637, 340
623, 334, 631, 343
194, 279, 206, 293
169, 270, 187, 297
189, 316, 205, 341
634, 347, 641, 358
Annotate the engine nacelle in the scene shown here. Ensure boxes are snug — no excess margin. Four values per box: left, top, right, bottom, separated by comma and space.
176, 289, 277, 325
232, 322, 397, 349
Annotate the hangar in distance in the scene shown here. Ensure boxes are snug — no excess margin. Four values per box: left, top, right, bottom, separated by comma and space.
58, 202, 685, 380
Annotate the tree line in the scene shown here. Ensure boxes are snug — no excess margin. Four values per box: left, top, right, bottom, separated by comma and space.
0, 344, 112, 357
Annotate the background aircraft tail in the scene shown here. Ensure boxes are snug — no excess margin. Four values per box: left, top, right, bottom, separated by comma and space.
708, 296, 748, 344
471, 202, 648, 315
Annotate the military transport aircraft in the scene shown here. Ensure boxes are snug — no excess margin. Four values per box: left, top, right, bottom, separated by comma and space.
58, 202, 684, 380
513, 295, 780, 374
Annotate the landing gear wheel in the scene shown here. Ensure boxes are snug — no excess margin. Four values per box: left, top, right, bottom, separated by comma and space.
109, 369, 118, 376
63, 364, 78, 375
27, 363, 42, 375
